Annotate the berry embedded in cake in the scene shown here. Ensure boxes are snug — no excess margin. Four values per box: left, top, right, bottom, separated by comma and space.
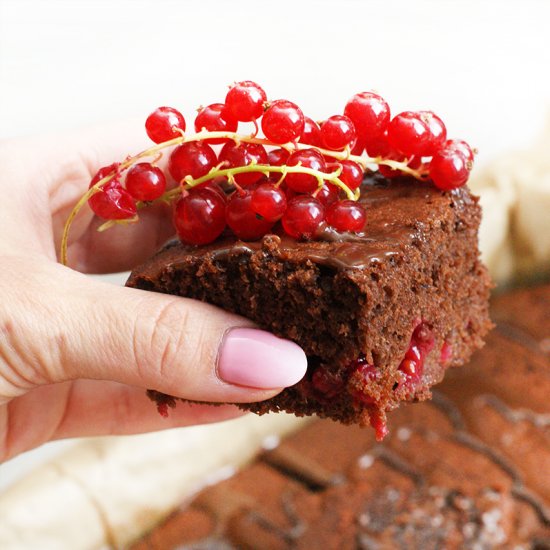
61, 81, 491, 439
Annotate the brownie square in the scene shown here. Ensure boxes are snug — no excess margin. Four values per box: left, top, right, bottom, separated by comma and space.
127, 176, 492, 434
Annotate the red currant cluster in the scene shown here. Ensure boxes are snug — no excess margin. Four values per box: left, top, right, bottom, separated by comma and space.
62, 81, 475, 262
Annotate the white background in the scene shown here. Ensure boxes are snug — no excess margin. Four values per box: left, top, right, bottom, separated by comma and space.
1, 0, 549, 487
1, 0, 550, 161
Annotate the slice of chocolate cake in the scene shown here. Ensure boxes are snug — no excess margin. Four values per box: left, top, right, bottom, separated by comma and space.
126, 175, 492, 437
131, 283, 550, 550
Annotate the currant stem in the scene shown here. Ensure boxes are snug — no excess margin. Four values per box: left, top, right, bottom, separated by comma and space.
165, 164, 354, 201
60, 129, 427, 266
60, 180, 109, 266
97, 215, 139, 233
99, 129, 424, 178
201, 164, 350, 193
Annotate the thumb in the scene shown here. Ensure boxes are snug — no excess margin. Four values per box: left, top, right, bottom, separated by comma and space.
3, 258, 308, 404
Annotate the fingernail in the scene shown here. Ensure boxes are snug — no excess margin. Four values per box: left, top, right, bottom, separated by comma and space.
217, 328, 308, 388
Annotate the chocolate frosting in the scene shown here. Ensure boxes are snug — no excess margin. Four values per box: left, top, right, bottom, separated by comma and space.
154, 179, 472, 271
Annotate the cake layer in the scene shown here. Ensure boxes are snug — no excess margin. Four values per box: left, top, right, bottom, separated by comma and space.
131, 283, 550, 550
127, 176, 492, 431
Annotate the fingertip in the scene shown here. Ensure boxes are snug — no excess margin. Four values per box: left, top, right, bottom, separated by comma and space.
217, 328, 308, 389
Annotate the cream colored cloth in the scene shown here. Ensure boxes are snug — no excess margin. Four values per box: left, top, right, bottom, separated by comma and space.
0, 414, 308, 550
471, 118, 550, 284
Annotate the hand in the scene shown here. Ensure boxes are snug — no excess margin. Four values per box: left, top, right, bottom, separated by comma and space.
0, 121, 307, 461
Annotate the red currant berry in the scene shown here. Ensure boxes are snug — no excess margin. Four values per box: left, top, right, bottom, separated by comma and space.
225, 80, 267, 122
387, 111, 446, 157
320, 115, 357, 151
398, 323, 434, 387
344, 92, 390, 141
282, 195, 324, 239
405, 344, 422, 364
145, 107, 186, 144
219, 141, 268, 186
353, 360, 379, 383
168, 141, 217, 183
173, 188, 226, 245
201, 182, 227, 202
376, 141, 408, 179
311, 367, 344, 399
387, 111, 425, 157
417, 111, 446, 155
370, 414, 389, 441
326, 200, 366, 232
251, 183, 287, 222
267, 147, 290, 166
354, 364, 379, 401
364, 131, 392, 158
348, 356, 379, 405
194, 103, 238, 144
445, 139, 475, 164
429, 146, 470, 190
226, 190, 274, 240
316, 183, 339, 206
285, 149, 326, 193
413, 322, 435, 352
125, 163, 166, 201
351, 138, 365, 156
407, 156, 424, 170
89, 163, 120, 186
299, 116, 322, 147
399, 359, 423, 384
261, 100, 305, 144
336, 160, 364, 190
281, 183, 298, 202
88, 180, 137, 220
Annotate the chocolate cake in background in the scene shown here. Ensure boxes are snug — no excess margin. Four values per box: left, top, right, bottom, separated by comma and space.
132, 283, 550, 549
127, 176, 492, 436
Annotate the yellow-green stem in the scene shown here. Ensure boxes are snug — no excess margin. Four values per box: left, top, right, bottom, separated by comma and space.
60, 129, 427, 266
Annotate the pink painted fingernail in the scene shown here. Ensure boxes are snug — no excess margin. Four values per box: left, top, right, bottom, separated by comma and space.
217, 328, 307, 388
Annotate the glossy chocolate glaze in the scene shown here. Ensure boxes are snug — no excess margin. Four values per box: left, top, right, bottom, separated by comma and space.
153, 177, 471, 271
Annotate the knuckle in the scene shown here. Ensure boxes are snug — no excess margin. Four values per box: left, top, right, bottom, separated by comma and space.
132, 297, 193, 384
0, 259, 58, 398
